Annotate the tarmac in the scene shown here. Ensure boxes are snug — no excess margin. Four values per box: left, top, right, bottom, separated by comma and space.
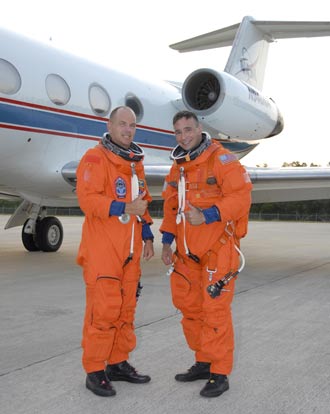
0, 215, 329, 414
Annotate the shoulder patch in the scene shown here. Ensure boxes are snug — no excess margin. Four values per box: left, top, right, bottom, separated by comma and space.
85, 154, 101, 164
219, 153, 237, 165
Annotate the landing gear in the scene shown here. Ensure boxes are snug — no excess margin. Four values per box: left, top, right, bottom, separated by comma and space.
22, 220, 40, 251
36, 216, 63, 252
5, 201, 65, 252
21, 216, 63, 252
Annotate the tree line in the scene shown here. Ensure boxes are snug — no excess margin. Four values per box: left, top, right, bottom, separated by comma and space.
250, 161, 330, 219
250, 199, 330, 217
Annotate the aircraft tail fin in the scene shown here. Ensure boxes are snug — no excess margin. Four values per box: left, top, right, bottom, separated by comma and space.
170, 16, 330, 90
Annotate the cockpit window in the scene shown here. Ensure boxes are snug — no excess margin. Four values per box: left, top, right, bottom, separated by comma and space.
125, 94, 144, 122
0, 59, 21, 94
89, 83, 111, 116
45, 74, 71, 105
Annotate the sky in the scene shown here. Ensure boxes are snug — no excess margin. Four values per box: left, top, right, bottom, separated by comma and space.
1, 0, 330, 167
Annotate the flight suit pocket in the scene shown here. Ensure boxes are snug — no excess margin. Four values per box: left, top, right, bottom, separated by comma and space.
204, 278, 235, 327
170, 264, 191, 310
92, 276, 122, 329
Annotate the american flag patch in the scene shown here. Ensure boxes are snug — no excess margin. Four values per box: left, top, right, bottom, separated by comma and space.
85, 154, 101, 164
219, 153, 237, 164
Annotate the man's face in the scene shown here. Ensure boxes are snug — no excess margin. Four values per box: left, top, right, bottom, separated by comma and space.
173, 116, 203, 151
107, 108, 136, 149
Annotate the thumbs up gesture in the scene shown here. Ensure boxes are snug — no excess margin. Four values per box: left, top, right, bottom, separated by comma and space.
185, 201, 205, 226
125, 191, 148, 216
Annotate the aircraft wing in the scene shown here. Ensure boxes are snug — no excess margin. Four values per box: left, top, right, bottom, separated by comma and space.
144, 165, 330, 203
114, 164, 330, 203
61, 162, 330, 203
247, 167, 330, 203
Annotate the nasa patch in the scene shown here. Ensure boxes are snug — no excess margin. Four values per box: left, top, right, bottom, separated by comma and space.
115, 177, 127, 199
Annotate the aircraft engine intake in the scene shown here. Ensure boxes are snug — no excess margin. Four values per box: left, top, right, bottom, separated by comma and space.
181, 68, 284, 140
183, 70, 221, 111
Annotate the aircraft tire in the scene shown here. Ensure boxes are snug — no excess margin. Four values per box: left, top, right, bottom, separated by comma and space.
21, 220, 40, 252
36, 216, 63, 252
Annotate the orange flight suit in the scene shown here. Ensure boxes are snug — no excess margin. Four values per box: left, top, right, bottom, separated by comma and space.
76, 143, 152, 373
160, 142, 252, 375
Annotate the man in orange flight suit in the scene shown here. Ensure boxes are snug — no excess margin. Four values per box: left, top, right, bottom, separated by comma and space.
160, 110, 252, 398
76, 106, 154, 397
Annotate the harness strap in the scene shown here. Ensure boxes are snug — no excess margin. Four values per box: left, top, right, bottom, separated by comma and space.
124, 163, 140, 266
200, 221, 236, 271
176, 166, 193, 258
173, 221, 236, 271
176, 166, 185, 225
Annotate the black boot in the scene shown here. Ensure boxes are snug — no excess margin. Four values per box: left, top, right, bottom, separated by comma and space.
86, 370, 116, 397
200, 373, 229, 398
106, 361, 151, 384
175, 362, 210, 382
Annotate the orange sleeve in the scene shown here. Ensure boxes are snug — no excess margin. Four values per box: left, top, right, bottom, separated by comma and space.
212, 150, 253, 223
76, 148, 115, 219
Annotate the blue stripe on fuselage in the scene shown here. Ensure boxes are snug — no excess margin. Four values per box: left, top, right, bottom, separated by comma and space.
0, 102, 176, 148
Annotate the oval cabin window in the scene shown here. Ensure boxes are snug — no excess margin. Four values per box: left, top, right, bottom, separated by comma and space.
0, 59, 22, 94
125, 94, 144, 122
45, 74, 71, 105
89, 84, 111, 116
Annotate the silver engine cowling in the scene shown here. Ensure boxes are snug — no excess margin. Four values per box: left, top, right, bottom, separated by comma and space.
182, 68, 284, 140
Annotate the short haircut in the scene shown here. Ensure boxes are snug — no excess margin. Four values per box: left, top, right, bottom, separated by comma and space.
173, 110, 199, 126
109, 106, 135, 120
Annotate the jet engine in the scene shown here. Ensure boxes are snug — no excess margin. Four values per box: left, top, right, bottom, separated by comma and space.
181, 68, 284, 140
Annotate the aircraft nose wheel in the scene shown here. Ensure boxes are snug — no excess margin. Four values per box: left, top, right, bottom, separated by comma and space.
36, 216, 64, 252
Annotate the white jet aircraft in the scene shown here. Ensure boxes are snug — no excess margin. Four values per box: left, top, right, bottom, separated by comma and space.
1, 16, 330, 252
